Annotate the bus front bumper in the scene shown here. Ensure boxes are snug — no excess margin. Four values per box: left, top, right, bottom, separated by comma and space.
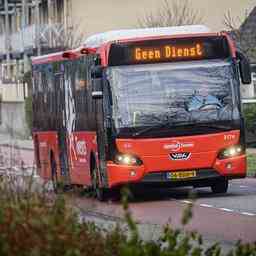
106, 155, 247, 188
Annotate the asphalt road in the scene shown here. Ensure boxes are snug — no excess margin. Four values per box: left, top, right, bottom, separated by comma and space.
73, 178, 256, 245
1, 145, 256, 245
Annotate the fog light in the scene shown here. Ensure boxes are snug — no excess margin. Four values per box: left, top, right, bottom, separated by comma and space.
130, 170, 136, 177
226, 162, 233, 169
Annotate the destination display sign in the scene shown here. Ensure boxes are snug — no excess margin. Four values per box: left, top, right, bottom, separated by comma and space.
134, 43, 203, 61
108, 36, 231, 66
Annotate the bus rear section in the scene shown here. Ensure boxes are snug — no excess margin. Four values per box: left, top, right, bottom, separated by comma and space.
32, 26, 252, 200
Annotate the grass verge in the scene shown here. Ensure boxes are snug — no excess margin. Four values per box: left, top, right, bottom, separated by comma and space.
247, 154, 256, 177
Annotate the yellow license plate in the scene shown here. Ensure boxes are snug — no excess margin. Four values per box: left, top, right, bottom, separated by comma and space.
167, 170, 196, 180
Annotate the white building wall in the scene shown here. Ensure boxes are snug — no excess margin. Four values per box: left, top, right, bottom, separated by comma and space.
0, 82, 27, 102
72, 0, 255, 36
0, 82, 29, 138
0, 102, 29, 138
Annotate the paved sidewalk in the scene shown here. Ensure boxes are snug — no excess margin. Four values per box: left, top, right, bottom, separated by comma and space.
0, 134, 33, 150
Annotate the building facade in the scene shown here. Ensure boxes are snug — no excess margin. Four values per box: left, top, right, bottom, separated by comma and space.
0, 0, 73, 137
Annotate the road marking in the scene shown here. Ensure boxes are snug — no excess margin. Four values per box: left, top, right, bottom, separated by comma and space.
198, 204, 256, 216
199, 203, 214, 208
239, 185, 248, 188
241, 212, 256, 217
219, 208, 234, 212
176, 199, 256, 218
181, 200, 193, 204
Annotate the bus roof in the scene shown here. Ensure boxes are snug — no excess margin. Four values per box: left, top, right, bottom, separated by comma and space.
83, 25, 211, 48
32, 51, 66, 65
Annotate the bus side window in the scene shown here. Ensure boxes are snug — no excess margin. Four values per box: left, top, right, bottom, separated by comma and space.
32, 69, 38, 129
74, 58, 88, 131
38, 70, 46, 130
87, 55, 97, 130
75, 59, 87, 91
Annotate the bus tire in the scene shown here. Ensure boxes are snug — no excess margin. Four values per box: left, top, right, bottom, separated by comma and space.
211, 179, 228, 194
51, 154, 59, 194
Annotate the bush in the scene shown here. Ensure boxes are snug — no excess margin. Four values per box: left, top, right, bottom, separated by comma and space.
243, 103, 256, 134
0, 177, 120, 256
0, 177, 255, 256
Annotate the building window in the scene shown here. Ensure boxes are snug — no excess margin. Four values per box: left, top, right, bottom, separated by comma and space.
56, 0, 64, 23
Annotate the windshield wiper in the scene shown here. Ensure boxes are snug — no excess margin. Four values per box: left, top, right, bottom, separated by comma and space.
189, 122, 234, 131
132, 120, 186, 137
132, 121, 234, 137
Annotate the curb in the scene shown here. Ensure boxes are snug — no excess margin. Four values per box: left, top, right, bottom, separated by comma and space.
0, 143, 34, 151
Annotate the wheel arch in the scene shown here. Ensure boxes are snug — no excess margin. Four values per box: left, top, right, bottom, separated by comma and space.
90, 151, 97, 175
34, 134, 41, 168
49, 149, 57, 175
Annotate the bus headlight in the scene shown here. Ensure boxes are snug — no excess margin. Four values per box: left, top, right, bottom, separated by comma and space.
218, 145, 244, 159
114, 153, 143, 166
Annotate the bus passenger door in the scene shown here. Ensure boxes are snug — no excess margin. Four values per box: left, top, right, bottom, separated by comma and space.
54, 72, 70, 185
68, 58, 91, 186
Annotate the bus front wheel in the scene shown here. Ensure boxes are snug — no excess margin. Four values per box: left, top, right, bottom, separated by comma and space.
211, 179, 229, 194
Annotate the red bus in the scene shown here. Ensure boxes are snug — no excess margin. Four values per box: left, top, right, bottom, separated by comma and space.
32, 25, 251, 200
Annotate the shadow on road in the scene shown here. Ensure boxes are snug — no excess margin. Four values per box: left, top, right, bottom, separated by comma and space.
116, 185, 251, 204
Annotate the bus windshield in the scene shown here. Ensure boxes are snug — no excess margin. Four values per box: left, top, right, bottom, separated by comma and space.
107, 60, 240, 135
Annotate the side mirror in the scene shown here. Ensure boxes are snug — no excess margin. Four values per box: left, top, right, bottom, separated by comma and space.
91, 66, 103, 79
236, 51, 252, 84
92, 78, 103, 99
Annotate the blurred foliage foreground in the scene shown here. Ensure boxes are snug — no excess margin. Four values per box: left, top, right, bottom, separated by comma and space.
247, 154, 256, 177
0, 176, 255, 256
244, 103, 256, 147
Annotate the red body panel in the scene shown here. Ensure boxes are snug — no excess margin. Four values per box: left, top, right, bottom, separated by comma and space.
33, 131, 59, 180
33, 131, 97, 186
67, 131, 97, 185
106, 130, 246, 187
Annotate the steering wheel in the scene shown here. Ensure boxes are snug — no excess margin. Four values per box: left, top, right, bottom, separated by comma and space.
199, 103, 223, 110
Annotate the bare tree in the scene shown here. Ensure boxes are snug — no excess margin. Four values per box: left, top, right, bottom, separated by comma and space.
55, 19, 86, 50
138, 0, 203, 28
39, 19, 86, 51
223, 8, 256, 60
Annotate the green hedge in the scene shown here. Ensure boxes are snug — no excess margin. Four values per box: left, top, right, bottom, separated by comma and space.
243, 103, 256, 134
247, 154, 256, 177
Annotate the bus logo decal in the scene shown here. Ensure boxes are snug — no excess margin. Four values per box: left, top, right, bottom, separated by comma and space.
164, 141, 194, 151
76, 141, 87, 156
169, 152, 191, 160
